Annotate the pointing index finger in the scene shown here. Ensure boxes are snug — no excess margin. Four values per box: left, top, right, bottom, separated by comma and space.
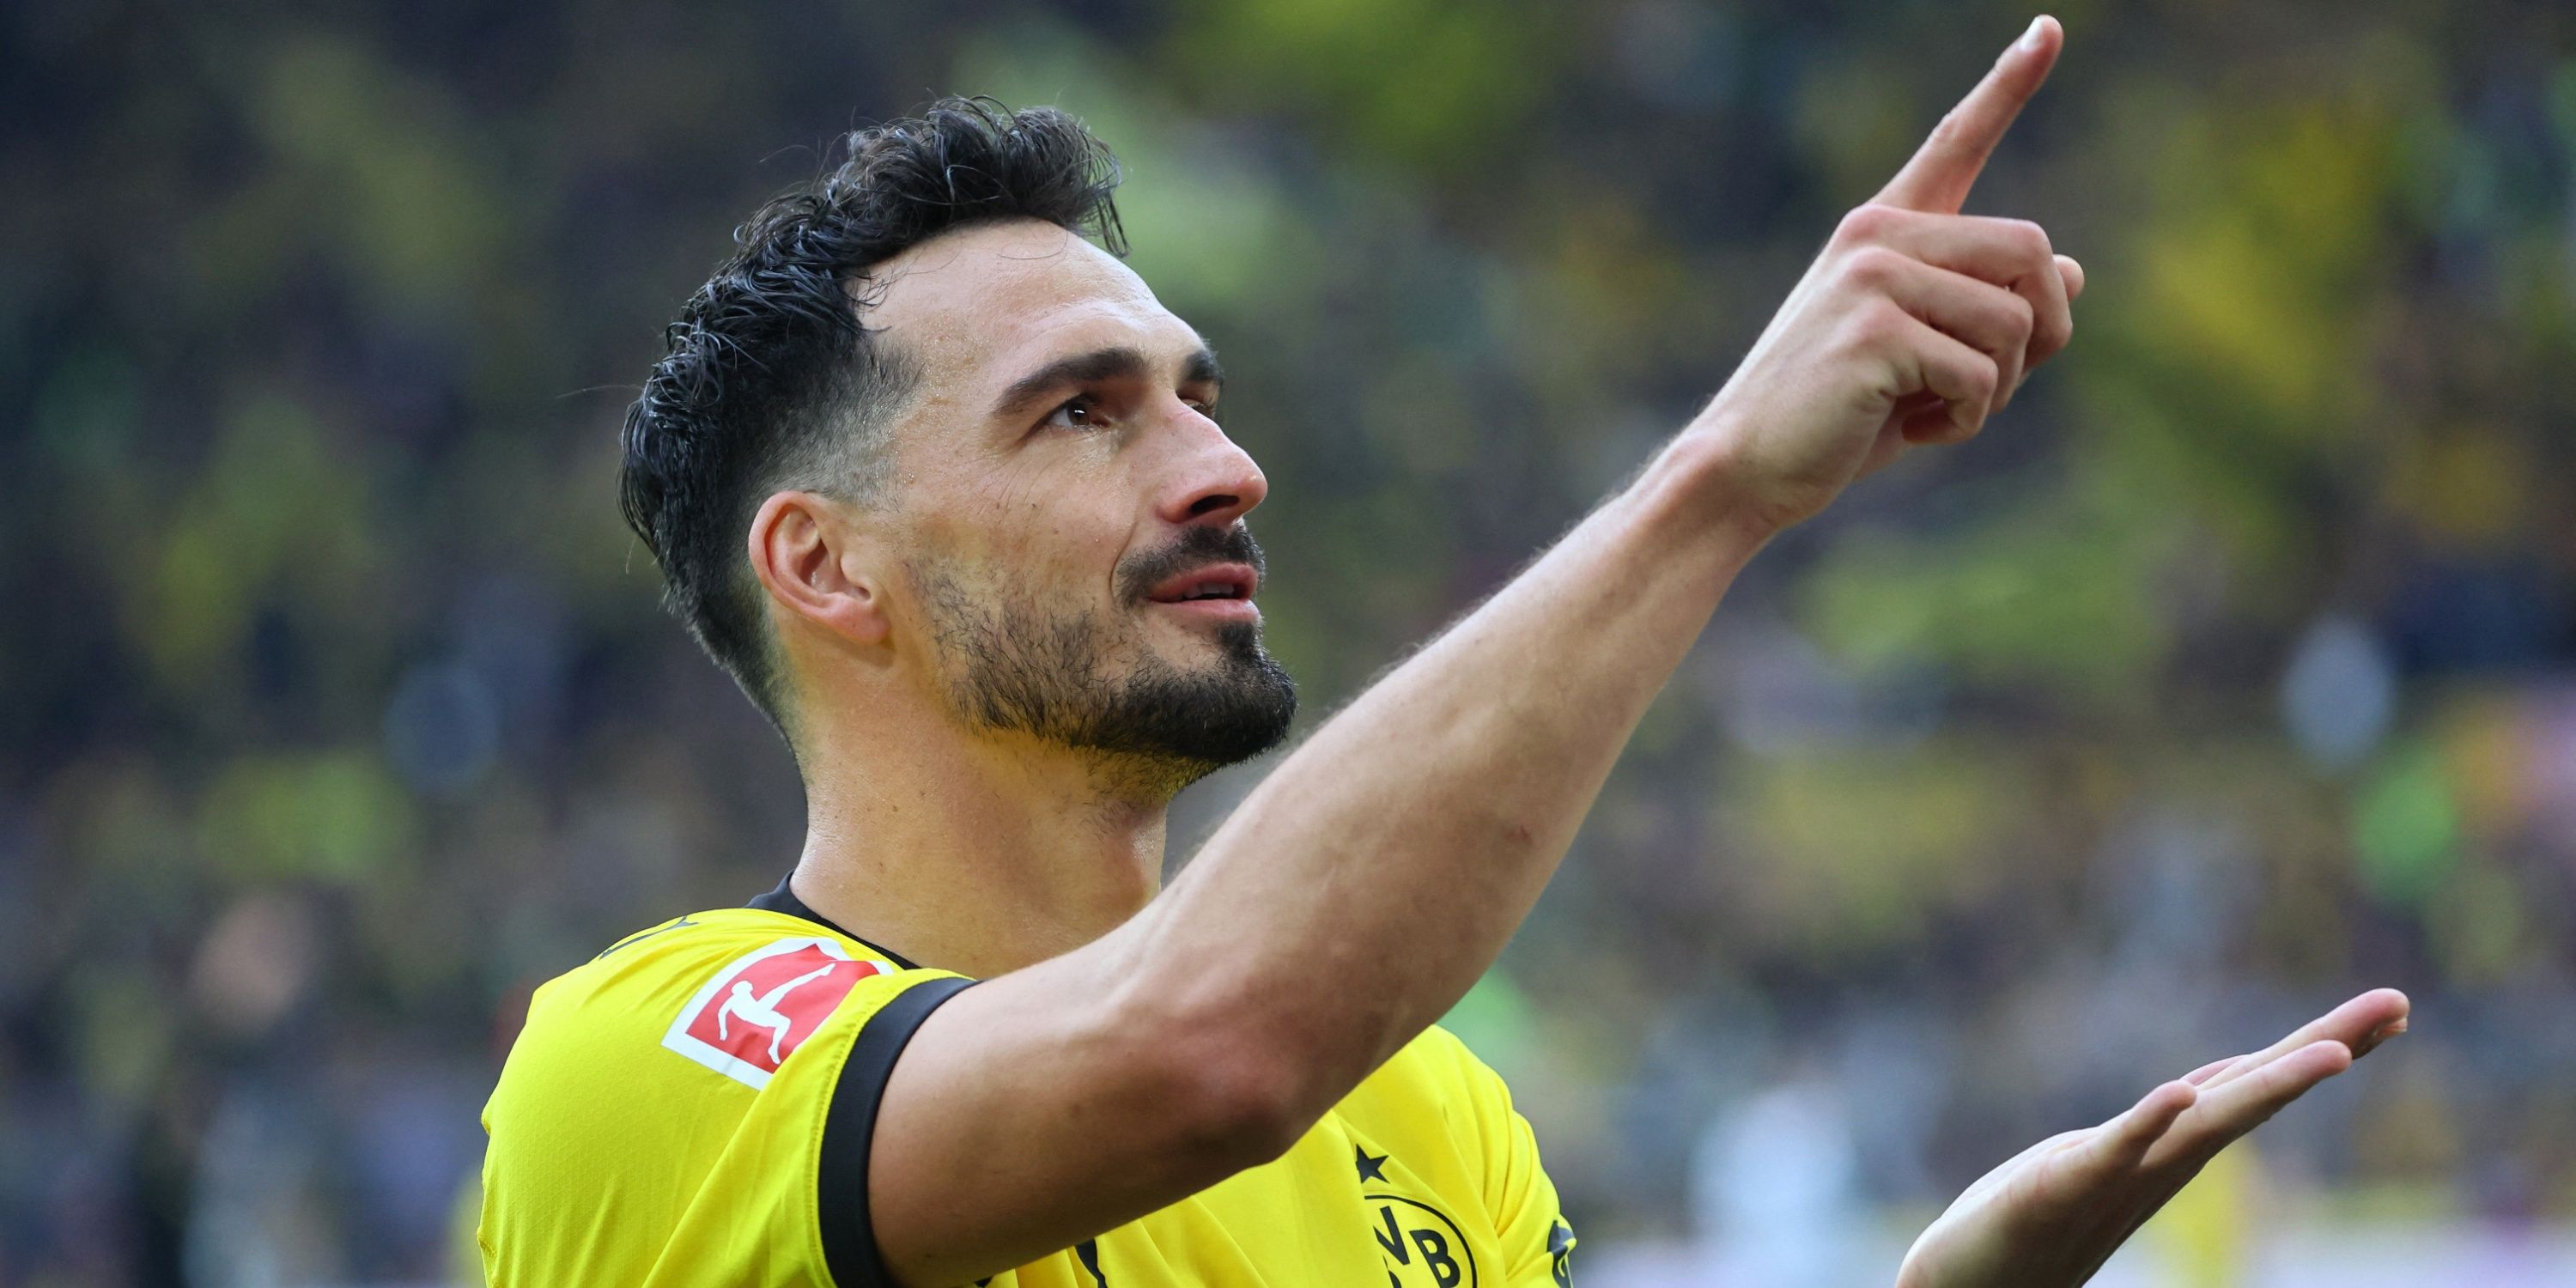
1876, 15, 2063, 215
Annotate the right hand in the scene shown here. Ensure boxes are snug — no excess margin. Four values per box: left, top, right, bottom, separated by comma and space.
1689, 15, 2087, 537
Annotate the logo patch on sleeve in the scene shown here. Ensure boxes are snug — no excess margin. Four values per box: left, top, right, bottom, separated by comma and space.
662, 938, 887, 1088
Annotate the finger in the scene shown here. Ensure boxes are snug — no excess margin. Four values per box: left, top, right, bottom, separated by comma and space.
2197, 990, 2410, 1094
1870, 253, 2034, 420
2056, 254, 2086, 302
1876, 15, 2064, 215
2020, 234, 2073, 377
1851, 210, 2069, 373
2357, 1015, 2409, 1058
1887, 312, 2002, 445
2089, 1079, 2196, 1172
2157, 1040, 2352, 1165
2182, 1054, 2235, 1086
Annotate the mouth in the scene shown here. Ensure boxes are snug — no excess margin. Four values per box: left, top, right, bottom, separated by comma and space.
1143, 562, 1261, 619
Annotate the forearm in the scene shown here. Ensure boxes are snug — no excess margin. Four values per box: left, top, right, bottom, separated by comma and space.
872, 434, 1771, 1285
1113, 432, 1765, 1118
875, 25, 2092, 1280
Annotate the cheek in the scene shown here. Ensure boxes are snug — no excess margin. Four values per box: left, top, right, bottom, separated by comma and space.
965, 465, 1142, 598
912, 513, 1128, 631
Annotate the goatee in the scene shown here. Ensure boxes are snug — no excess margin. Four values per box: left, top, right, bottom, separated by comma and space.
915, 526, 1297, 793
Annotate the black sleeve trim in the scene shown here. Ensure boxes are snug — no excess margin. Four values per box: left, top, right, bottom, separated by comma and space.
818, 975, 977, 1288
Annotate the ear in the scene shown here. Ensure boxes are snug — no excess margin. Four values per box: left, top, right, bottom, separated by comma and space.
746, 490, 892, 647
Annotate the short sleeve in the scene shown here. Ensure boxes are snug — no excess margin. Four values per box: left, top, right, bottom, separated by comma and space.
633, 963, 974, 1288
1490, 1097, 1576, 1286
815, 973, 975, 1288
1427, 1028, 1576, 1287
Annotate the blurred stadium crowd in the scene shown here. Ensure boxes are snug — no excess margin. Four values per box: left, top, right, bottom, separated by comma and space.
4, 0, 2573, 1284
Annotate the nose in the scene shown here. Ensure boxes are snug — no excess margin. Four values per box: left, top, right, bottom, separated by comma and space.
1153, 402, 1267, 529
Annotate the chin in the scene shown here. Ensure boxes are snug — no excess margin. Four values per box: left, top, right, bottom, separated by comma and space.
1107, 630, 1298, 772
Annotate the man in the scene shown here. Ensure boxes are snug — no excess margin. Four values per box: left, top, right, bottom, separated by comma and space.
480, 16, 2408, 1287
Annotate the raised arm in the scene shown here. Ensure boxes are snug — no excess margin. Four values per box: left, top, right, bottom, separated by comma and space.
871, 17, 2081, 1286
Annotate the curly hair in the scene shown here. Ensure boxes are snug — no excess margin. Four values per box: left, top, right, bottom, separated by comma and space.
617, 98, 1127, 737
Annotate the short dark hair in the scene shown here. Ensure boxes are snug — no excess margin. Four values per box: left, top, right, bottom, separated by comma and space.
617, 98, 1127, 737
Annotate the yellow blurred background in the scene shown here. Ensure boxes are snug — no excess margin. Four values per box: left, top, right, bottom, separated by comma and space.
4, 1, 2573, 1284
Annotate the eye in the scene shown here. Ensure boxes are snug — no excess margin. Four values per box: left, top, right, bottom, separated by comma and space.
1042, 395, 1109, 432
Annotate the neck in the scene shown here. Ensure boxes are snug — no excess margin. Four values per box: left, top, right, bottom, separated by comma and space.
786, 711, 1177, 980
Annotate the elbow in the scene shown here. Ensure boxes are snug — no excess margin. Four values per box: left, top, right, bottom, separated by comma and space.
1154, 1024, 1315, 1174
1090, 937, 1378, 1180
1102, 987, 1320, 1181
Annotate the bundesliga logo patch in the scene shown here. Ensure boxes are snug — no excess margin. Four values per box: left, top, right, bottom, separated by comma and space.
663, 938, 886, 1088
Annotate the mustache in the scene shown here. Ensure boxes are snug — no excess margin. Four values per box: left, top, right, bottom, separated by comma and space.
1116, 524, 1267, 606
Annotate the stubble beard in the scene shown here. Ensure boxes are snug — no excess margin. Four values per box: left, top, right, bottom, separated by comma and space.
911, 540, 1298, 798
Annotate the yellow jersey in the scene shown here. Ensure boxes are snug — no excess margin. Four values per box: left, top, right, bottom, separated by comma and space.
479, 880, 1575, 1287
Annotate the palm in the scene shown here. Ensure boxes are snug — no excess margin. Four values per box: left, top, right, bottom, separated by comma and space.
1898, 989, 2409, 1288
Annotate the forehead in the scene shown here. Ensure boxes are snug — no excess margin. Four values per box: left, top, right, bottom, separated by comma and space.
863, 219, 1195, 392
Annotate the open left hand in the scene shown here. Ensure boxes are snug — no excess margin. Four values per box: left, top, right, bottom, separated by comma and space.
1896, 988, 2411, 1288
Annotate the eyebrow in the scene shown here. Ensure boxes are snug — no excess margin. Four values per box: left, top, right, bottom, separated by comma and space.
987, 344, 1224, 422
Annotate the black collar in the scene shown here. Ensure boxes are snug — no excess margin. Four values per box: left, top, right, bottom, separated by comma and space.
747, 872, 922, 971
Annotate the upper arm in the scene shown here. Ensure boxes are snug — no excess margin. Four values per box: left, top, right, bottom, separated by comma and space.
846, 951, 1302, 1288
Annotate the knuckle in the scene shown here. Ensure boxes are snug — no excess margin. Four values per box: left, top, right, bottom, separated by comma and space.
1842, 244, 1907, 290
1967, 354, 2002, 403
1846, 297, 1911, 347
2034, 315, 2070, 360
2002, 291, 2037, 338
2007, 218, 2053, 262
2035, 298, 2073, 350
1836, 202, 1899, 245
